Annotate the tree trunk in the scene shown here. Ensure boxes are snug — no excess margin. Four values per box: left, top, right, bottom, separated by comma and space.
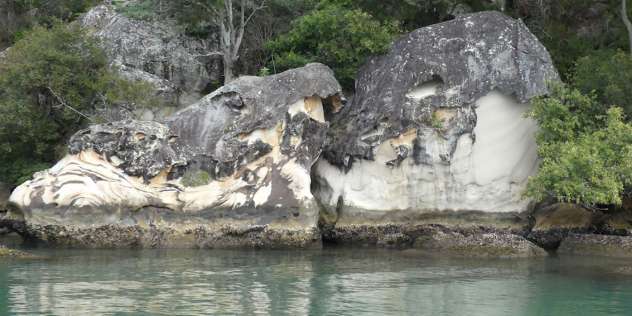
622, 0, 632, 58
188, 0, 265, 85
223, 54, 234, 84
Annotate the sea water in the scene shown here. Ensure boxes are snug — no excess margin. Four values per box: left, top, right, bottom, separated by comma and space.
2, 235, 632, 316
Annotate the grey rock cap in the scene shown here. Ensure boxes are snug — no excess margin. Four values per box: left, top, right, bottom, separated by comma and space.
322, 11, 560, 168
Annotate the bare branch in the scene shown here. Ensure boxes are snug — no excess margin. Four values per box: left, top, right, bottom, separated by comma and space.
621, 0, 632, 58
47, 87, 93, 122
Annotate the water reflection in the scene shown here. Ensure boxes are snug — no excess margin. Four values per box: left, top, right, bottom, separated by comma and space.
1, 244, 632, 315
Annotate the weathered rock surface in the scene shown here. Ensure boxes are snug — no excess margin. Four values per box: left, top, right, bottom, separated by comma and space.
527, 203, 599, 249
6, 63, 342, 248
313, 11, 559, 228
558, 234, 632, 257
412, 231, 547, 258
77, 4, 222, 103
114, 62, 198, 121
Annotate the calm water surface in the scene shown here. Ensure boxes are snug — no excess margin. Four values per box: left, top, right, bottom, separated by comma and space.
2, 234, 632, 315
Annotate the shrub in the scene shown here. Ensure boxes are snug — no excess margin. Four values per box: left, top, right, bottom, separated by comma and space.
265, 4, 400, 90
523, 83, 632, 205
0, 21, 161, 186
115, 1, 158, 21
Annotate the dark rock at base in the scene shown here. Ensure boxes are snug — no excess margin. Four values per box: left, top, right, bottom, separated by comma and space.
413, 232, 548, 258
0, 245, 30, 258
595, 210, 632, 233
527, 203, 599, 250
1, 218, 320, 250
377, 233, 411, 248
320, 222, 531, 246
558, 234, 632, 257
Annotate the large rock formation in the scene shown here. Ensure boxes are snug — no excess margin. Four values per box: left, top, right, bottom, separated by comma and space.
6, 63, 342, 248
313, 11, 560, 228
4, 12, 560, 251
76, 4, 222, 113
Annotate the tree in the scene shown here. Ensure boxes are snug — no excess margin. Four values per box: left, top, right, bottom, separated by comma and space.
1, 0, 102, 49
523, 83, 632, 206
570, 50, 632, 120
265, 4, 400, 90
0, 22, 159, 186
175, 0, 267, 84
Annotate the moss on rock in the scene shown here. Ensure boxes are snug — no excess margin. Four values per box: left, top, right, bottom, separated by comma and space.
181, 170, 213, 187
413, 232, 548, 258
528, 203, 599, 250
558, 234, 632, 257
0, 245, 30, 258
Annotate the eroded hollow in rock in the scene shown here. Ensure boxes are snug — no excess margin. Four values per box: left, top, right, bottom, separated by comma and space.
405, 75, 444, 100
322, 95, 345, 122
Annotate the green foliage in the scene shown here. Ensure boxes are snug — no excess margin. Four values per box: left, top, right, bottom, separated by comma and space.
258, 66, 270, 77
181, 170, 213, 187
266, 4, 400, 90
1, 0, 101, 48
115, 1, 158, 21
324, 0, 503, 32
0, 21, 161, 186
524, 83, 632, 205
0, 159, 51, 186
515, 0, 630, 80
570, 49, 632, 119
420, 109, 442, 128
167, 0, 221, 37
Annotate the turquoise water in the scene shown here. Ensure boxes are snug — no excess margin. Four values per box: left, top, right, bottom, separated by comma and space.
2, 235, 632, 315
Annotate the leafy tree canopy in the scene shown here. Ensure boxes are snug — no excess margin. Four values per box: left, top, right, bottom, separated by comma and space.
265, 4, 400, 90
570, 49, 632, 120
0, 21, 158, 186
524, 83, 632, 205
1, 0, 102, 48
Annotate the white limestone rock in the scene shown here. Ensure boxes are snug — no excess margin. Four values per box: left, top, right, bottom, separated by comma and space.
314, 11, 560, 226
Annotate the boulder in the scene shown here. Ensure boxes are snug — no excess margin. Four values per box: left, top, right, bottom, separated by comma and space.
527, 203, 599, 249
0, 245, 30, 258
313, 11, 559, 227
6, 63, 342, 249
76, 5, 222, 102
558, 234, 632, 257
411, 231, 548, 258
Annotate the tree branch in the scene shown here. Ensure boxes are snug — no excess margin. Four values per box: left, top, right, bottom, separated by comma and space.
622, 0, 632, 58
47, 87, 93, 122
